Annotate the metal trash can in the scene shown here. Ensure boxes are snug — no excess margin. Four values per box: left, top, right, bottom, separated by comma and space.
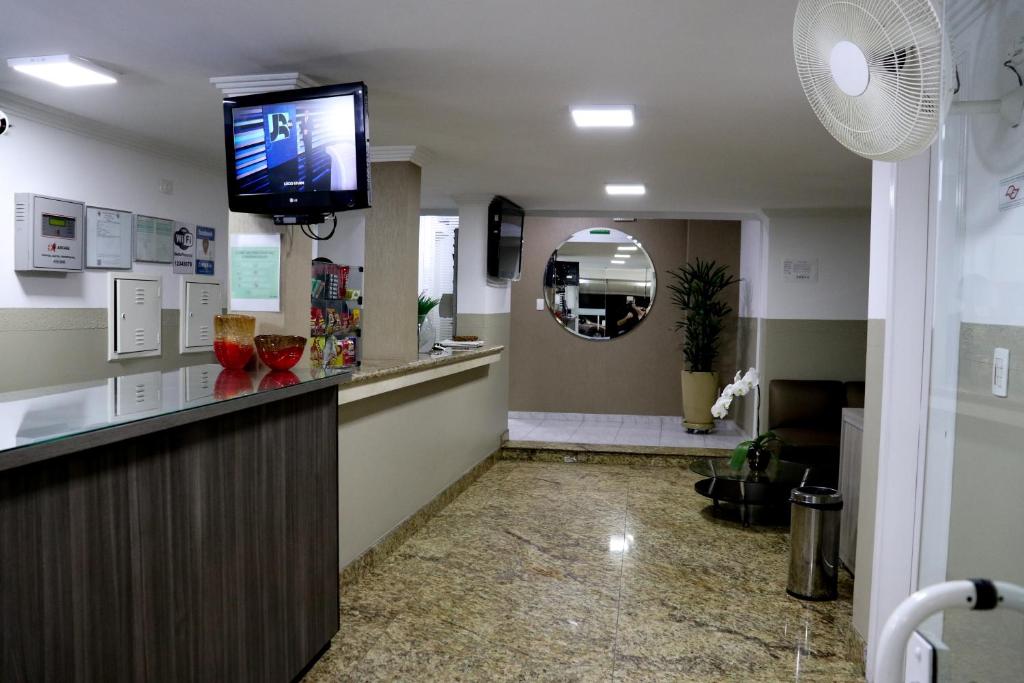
787, 486, 843, 601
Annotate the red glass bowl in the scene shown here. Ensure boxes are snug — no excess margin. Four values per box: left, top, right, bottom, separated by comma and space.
255, 335, 307, 371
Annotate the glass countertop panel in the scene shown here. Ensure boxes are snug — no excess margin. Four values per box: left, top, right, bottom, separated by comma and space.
0, 363, 351, 456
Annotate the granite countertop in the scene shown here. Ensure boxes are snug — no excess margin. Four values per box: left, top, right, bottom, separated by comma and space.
344, 345, 504, 387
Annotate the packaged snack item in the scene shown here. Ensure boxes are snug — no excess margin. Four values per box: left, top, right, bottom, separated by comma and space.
340, 336, 358, 366
327, 338, 347, 368
310, 307, 326, 336
310, 336, 327, 367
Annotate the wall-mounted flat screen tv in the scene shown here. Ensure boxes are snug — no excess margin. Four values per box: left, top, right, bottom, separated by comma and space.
486, 196, 525, 280
223, 82, 370, 216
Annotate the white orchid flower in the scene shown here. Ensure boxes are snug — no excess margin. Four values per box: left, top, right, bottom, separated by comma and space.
741, 367, 759, 387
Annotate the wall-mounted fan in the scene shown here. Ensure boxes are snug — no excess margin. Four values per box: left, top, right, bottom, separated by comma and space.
794, 0, 1024, 161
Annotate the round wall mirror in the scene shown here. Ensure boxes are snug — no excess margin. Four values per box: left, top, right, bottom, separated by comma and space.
543, 228, 655, 340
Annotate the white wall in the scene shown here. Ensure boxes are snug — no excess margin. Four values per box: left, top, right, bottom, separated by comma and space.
456, 198, 511, 315
739, 218, 765, 319
763, 208, 871, 320
315, 212, 365, 268
868, 164, 895, 319
0, 114, 228, 310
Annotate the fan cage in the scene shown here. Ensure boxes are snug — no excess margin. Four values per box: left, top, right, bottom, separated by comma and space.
794, 0, 943, 161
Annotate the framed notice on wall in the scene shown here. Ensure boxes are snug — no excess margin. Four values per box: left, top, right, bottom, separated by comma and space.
134, 215, 174, 263
782, 257, 819, 282
85, 206, 133, 269
229, 233, 281, 312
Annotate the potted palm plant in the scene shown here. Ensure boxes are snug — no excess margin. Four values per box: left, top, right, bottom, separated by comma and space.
667, 258, 738, 433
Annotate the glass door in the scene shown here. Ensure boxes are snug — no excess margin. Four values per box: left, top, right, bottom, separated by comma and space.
917, 1, 1024, 679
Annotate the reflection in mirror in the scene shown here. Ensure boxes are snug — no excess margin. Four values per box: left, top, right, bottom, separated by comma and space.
543, 228, 655, 340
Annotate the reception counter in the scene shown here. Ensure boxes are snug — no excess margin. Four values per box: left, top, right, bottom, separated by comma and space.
0, 346, 503, 682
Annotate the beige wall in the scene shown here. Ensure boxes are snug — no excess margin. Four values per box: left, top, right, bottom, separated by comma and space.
759, 318, 868, 428
941, 322, 1024, 682
509, 217, 740, 416
852, 317, 884, 639
338, 315, 509, 566
0, 309, 216, 393
362, 162, 422, 363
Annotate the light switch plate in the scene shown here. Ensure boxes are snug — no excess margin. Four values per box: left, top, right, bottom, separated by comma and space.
536, 298, 544, 311
993, 347, 1010, 397
108, 273, 162, 360
905, 630, 935, 683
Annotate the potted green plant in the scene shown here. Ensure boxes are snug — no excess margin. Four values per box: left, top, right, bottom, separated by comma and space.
666, 258, 738, 432
417, 292, 441, 353
730, 431, 784, 473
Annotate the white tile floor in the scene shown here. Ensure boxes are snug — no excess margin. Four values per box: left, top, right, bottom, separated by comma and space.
507, 412, 748, 449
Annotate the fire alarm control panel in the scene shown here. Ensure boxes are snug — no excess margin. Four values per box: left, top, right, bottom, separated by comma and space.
14, 193, 85, 272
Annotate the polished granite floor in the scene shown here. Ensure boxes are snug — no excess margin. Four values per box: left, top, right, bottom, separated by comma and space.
508, 412, 749, 450
304, 461, 862, 682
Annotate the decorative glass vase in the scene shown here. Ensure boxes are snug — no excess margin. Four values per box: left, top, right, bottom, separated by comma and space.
417, 314, 436, 353
213, 314, 256, 370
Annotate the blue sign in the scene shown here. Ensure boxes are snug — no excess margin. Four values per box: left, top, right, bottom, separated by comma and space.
195, 226, 216, 275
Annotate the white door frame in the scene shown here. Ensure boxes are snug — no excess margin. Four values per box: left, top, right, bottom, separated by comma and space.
865, 149, 938, 679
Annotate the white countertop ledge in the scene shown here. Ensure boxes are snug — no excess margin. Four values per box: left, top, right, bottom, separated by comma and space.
337, 346, 503, 406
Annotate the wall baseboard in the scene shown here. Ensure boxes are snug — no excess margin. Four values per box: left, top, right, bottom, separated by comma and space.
340, 449, 498, 586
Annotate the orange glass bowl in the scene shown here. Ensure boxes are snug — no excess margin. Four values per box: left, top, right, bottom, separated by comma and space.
213, 314, 256, 370
255, 335, 307, 371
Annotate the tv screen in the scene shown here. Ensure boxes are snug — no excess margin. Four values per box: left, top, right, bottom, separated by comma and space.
486, 196, 524, 280
223, 82, 370, 216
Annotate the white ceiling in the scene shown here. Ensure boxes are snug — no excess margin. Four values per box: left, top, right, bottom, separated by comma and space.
0, 0, 871, 213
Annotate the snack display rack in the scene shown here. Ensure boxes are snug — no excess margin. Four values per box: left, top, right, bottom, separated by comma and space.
310, 261, 363, 371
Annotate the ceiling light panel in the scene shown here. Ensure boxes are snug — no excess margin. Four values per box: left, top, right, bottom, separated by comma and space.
572, 106, 634, 128
605, 184, 646, 196
7, 55, 117, 87
617, 246, 638, 251
610, 260, 626, 264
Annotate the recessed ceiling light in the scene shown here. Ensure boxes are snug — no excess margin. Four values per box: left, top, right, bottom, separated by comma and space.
7, 54, 117, 87
605, 184, 646, 196
617, 246, 638, 252
571, 106, 634, 128
610, 259, 626, 265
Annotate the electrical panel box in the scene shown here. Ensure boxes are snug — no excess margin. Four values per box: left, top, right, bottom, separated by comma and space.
109, 274, 162, 360
180, 277, 221, 353
14, 193, 85, 272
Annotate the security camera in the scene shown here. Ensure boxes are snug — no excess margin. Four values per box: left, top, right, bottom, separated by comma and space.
0, 110, 9, 137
